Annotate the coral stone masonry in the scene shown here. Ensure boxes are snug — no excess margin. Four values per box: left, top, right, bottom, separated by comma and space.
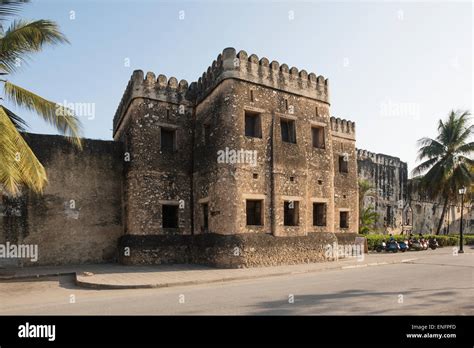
113, 47, 359, 238
4, 48, 466, 267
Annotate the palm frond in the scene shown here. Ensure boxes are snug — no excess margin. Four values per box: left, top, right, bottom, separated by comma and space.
456, 141, 474, 156
411, 156, 439, 177
3, 81, 82, 148
1, 104, 26, 131
0, 105, 46, 196
0, 19, 68, 73
0, 1, 28, 23
416, 137, 445, 161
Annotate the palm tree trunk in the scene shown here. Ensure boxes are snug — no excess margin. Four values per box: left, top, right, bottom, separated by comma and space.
436, 196, 449, 235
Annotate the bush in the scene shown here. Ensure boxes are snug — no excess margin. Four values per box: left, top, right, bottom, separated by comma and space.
364, 234, 474, 251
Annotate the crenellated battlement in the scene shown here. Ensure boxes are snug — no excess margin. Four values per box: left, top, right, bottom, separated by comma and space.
188, 47, 330, 104
114, 47, 331, 136
113, 70, 192, 134
329, 116, 356, 140
357, 149, 406, 167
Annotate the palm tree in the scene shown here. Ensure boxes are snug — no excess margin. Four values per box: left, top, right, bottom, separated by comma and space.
359, 206, 378, 234
358, 179, 378, 234
412, 110, 473, 234
0, 0, 82, 197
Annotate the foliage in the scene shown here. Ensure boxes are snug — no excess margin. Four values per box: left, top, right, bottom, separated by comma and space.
0, 0, 82, 196
412, 110, 473, 234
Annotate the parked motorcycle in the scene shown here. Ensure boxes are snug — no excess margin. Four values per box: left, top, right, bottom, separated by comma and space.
375, 240, 386, 253
420, 237, 429, 250
375, 240, 399, 252
408, 238, 423, 251
399, 240, 409, 252
428, 238, 439, 250
386, 240, 400, 253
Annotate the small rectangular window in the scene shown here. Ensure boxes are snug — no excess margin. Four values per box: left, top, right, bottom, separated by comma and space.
340, 211, 349, 229
203, 124, 210, 145
281, 118, 296, 143
161, 128, 176, 152
339, 155, 348, 173
312, 126, 325, 149
246, 200, 263, 226
162, 204, 178, 228
284, 201, 299, 226
245, 111, 262, 138
313, 203, 327, 226
202, 203, 209, 232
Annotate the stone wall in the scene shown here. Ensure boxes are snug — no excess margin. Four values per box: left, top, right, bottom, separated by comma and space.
357, 149, 408, 234
408, 191, 474, 235
113, 47, 359, 238
118, 232, 363, 268
0, 134, 124, 266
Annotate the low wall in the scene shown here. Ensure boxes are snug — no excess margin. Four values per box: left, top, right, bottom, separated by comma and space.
119, 232, 364, 268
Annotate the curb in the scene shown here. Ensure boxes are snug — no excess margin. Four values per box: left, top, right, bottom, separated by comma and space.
0, 256, 422, 290
75, 257, 420, 290
0, 271, 75, 281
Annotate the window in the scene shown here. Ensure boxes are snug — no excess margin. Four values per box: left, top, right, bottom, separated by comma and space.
202, 203, 209, 232
281, 118, 296, 143
246, 200, 263, 226
203, 124, 210, 145
161, 128, 176, 152
284, 201, 299, 226
313, 203, 326, 226
312, 126, 325, 149
339, 155, 348, 173
162, 204, 178, 228
386, 205, 392, 226
340, 211, 349, 228
245, 111, 262, 138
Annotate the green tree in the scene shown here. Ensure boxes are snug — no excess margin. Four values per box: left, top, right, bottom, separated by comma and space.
358, 179, 378, 234
0, 0, 82, 197
412, 110, 473, 234
359, 206, 378, 234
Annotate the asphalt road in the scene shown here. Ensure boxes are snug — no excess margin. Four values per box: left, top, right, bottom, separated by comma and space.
0, 249, 472, 315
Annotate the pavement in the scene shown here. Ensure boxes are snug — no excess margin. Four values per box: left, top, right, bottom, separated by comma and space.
0, 247, 456, 290
0, 246, 472, 315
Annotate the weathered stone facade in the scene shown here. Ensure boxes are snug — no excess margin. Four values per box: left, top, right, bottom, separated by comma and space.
0, 134, 123, 266
1, 48, 364, 267
357, 149, 473, 235
118, 232, 361, 268
408, 186, 473, 235
113, 47, 359, 240
357, 149, 410, 234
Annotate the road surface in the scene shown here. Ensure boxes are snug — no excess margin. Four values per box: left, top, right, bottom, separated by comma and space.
0, 249, 472, 315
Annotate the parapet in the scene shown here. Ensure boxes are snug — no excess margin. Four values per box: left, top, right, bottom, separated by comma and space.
329, 116, 355, 140
113, 48, 331, 136
189, 47, 330, 104
356, 149, 406, 167
113, 70, 192, 135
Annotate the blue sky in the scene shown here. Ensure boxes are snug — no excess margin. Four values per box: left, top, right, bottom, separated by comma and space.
8, 0, 473, 172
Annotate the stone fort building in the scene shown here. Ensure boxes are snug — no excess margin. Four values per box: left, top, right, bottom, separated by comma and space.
2, 48, 469, 268
113, 47, 358, 239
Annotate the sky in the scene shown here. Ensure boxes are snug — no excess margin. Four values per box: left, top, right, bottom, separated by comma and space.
7, 0, 473, 172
